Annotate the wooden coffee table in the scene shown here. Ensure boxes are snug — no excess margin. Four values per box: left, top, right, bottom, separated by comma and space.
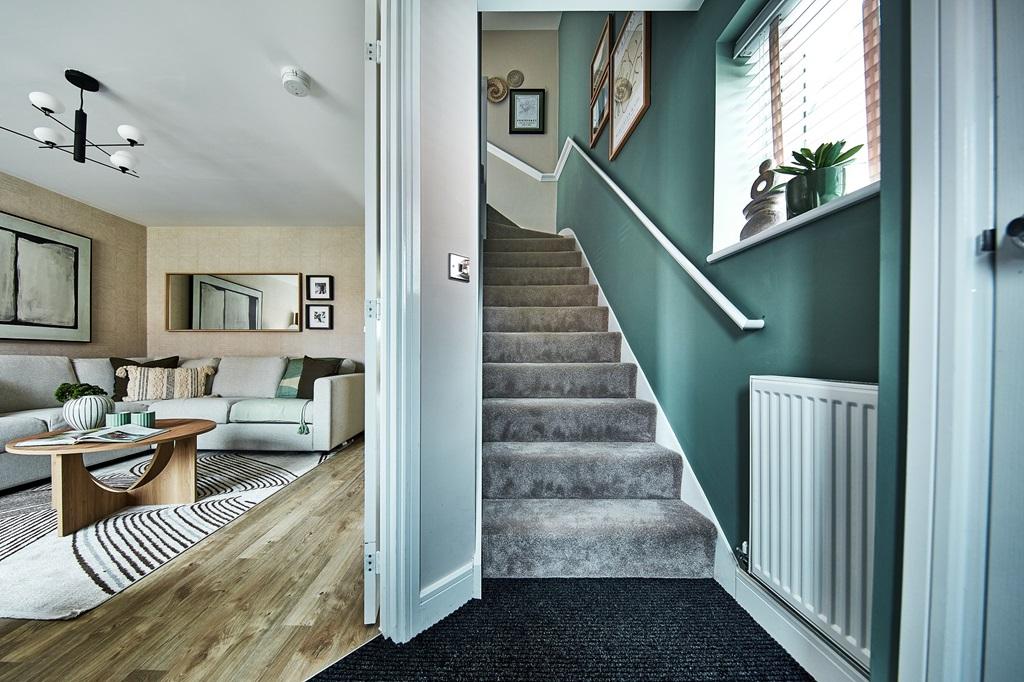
6, 418, 217, 536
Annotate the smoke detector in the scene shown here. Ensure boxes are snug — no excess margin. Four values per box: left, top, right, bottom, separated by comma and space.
281, 67, 311, 97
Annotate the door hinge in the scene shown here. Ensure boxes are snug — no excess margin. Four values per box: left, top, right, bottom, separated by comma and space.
366, 40, 381, 64
365, 298, 381, 321
980, 228, 997, 253
365, 542, 381, 575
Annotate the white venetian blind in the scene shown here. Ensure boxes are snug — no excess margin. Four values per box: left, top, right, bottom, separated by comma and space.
736, 0, 881, 194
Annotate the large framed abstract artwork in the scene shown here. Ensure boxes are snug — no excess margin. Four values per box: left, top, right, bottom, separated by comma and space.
0, 211, 92, 342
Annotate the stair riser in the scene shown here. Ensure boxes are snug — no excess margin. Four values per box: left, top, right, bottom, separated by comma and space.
481, 500, 716, 578
483, 333, 621, 363
483, 267, 590, 286
483, 452, 681, 499
483, 401, 656, 442
483, 285, 598, 307
483, 363, 636, 398
484, 307, 608, 332
485, 251, 582, 268
484, 238, 576, 253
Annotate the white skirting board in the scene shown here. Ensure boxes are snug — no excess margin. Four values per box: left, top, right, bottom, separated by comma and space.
560, 228, 864, 682
417, 561, 476, 635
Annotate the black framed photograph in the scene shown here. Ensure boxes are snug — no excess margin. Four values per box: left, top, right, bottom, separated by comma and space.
0, 211, 92, 342
508, 89, 545, 134
306, 274, 334, 300
305, 304, 333, 330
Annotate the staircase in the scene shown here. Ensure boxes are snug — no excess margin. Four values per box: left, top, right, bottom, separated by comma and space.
481, 210, 717, 578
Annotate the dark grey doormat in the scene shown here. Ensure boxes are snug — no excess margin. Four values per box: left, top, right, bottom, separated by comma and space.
313, 578, 813, 681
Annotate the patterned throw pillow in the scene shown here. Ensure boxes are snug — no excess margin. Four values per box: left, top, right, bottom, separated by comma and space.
116, 366, 217, 401
276, 357, 341, 398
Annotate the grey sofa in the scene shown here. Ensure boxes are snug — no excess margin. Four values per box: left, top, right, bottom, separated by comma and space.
0, 354, 364, 492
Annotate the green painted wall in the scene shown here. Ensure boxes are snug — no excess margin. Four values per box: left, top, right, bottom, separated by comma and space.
558, 2, 905, 675
557, 6, 880, 546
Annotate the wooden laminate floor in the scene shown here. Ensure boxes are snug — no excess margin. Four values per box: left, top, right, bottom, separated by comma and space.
0, 441, 377, 682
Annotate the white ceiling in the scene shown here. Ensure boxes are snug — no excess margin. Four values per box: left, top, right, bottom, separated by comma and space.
482, 12, 564, 31
0, 1, 364, 227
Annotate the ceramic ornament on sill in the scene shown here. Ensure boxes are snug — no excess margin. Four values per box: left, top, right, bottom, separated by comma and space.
740, 160, 786, 240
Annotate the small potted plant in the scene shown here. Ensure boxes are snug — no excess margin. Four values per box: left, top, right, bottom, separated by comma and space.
776, 140, 863, 218
55, 383, 115, 430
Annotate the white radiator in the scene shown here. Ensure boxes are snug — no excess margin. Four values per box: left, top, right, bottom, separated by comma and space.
749, 376, 877, 671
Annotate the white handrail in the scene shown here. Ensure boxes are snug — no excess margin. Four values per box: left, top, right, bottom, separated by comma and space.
487, 139, 765, 331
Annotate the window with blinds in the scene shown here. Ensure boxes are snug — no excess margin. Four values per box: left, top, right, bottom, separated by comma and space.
736, 0, 881, 194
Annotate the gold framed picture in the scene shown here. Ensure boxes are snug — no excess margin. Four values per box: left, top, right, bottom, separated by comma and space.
609, 11, 651, 161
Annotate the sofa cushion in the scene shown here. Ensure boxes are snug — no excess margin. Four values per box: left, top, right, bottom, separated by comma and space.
211, 357, 288, 398
0, 355, 77, 414
110, 356, 179, 401
2, 407, 67, 431
180, 357, 222, 370
150, 397, 244, 424
229, 399, 313, 424
0, 415, 49, 451
72, 358, 116, 397
113, 401, 152, 413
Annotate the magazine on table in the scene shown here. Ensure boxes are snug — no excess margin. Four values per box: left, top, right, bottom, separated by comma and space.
17, 424, 168, 447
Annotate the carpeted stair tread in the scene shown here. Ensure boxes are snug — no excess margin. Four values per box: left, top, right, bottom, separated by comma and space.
482, 442, 681, 499
485, 251, 582, 268
483, 285, 598, 307
483, 398, 656, 442
483, 267, 591, 286
483, 362, 636, 398
484, 238, 576, 253
484, 306, 608, 332
483, 332, 621, 363
482, 499, 717, 578
486, 223, 563, 240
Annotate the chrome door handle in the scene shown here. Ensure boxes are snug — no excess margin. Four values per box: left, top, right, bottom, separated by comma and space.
1008, 216, 1024, 249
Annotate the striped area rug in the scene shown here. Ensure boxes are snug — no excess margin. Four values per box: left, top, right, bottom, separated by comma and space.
0, 449, 338, 620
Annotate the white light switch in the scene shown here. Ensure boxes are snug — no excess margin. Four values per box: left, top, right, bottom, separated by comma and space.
449, 253, 470, 282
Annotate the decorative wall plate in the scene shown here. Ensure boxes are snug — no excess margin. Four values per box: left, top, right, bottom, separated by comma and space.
506, 69, 525, 88
487, 76, 509, 103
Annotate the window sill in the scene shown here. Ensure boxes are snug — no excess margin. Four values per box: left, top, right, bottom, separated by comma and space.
706, 181, 881, 264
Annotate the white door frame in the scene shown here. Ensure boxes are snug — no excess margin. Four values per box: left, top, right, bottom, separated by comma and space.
376, 0, 422, 643
363, 0, 381, 626
899, 0, 997, 678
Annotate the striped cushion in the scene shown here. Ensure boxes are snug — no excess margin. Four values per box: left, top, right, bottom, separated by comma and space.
115, 366, 217, 401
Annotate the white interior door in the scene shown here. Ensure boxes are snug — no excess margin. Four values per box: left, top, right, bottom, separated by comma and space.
982, 0, 1023, 675
363, 0, 381, 626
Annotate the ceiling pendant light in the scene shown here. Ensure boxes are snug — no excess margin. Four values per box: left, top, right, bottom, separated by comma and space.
29, 91, 65, 114
116, 124, 144, 146
32, 126, 65, 147
109, 150, 138, 173
1, 69, 146, 178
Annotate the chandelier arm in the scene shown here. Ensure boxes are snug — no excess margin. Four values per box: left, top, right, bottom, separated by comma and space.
46, 144, 140, 178
40, 142, 143, 151
0, 124, 43, 143
38, 109, 77, 135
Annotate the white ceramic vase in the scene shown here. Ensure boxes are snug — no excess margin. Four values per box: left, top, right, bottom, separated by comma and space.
63, 395, 115, 431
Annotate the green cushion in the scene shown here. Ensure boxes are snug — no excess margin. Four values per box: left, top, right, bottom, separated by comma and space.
229, 398, 310, 424
276, 356, 345, 398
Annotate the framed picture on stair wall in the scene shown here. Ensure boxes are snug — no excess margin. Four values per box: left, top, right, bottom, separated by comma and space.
0, 210, 92, 342
590, 14, 612, 99
306, 274, 334, 300
609, 11, 651, 161
590, 75, 609, 148
508, 89, 545, 134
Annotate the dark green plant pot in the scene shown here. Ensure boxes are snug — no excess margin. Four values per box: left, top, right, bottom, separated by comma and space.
785, 167, 847, 218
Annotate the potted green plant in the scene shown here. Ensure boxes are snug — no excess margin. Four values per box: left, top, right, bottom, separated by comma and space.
55, 383, 114, 430
776, 140, 863, 218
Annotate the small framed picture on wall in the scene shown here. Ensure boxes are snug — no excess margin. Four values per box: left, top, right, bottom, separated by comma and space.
590, 76, 609, 148
305, 304, 334, 330
306, 274, 334, 300
508, 89, 545, 134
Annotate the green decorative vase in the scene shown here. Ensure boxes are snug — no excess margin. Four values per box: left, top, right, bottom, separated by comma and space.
785, 167, 847, 218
